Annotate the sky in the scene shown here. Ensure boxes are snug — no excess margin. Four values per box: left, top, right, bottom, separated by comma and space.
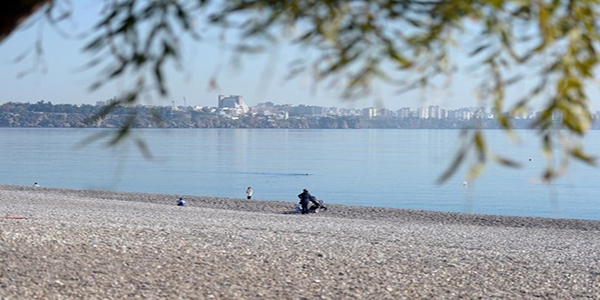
1, 1, 596, 112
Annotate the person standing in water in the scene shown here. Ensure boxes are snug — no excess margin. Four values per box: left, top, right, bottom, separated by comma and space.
246, 187, 253, 200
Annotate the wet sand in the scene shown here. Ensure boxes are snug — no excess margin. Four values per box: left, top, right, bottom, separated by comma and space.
1, 185, 599, 299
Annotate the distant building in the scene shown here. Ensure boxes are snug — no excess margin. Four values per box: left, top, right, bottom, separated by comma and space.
417, 107, 429, 119
217, 95, 249, 115
96, 100, 106, 107
218, 95, 246, 109
397, 107, 412, 118
362, 107, 377, 118
287, 105, 325, 117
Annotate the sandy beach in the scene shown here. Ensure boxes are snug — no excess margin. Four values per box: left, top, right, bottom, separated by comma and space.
1, 184, 599, 299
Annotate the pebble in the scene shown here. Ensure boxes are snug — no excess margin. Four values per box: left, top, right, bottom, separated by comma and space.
0, 184, 599, 299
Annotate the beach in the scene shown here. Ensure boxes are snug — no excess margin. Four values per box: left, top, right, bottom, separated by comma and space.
1, 185, 599, 299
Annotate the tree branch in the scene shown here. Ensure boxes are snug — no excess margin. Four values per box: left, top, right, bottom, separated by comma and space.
0, 0, 52, 43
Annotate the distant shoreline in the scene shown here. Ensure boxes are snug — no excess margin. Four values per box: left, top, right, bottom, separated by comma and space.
4, 101, 600, 130
4, 184, 599, 230
0, 101, 562, 129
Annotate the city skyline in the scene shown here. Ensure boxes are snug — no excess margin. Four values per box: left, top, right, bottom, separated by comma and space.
0, 100, 556, 129
11, 97, 587, 121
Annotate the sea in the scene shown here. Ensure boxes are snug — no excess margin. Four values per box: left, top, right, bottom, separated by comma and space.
1, 128, 599, 221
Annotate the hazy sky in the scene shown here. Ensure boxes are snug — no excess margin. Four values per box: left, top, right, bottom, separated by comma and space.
1, 1, 597, 111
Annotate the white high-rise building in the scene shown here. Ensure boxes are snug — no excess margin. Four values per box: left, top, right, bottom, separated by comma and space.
218, 95, 249, 114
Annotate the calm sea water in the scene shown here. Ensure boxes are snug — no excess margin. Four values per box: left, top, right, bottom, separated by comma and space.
1, 128, 599, 220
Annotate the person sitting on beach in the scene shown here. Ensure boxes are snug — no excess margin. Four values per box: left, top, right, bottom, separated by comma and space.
177, 197, 186, 206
